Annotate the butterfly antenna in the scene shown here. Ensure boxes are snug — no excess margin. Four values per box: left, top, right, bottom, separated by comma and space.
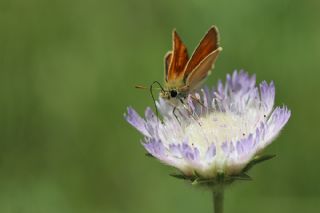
151, 81, 165, 92
135, 85, 148, 89
149, 81, 165, 118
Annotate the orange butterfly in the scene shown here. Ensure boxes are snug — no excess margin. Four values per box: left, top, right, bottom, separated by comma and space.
159, 26, 222, 105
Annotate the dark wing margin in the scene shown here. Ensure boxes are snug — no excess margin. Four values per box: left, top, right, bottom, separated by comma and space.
183, 26, 220, 81
167, 30, 189, 81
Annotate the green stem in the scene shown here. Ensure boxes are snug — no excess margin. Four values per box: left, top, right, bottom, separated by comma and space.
212, 185, 224, 213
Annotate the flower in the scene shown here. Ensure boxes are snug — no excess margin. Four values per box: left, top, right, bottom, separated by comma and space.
125, 71, 290, 180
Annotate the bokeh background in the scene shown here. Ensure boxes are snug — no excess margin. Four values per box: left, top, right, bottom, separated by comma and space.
1, 0, 319, 212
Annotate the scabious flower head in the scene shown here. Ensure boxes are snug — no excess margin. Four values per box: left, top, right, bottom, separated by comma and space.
125, 71, 290, 181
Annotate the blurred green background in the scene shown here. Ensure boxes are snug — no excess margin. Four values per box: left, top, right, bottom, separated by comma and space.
0, 0, 319, 212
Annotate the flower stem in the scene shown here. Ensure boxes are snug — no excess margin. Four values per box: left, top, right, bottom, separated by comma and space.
212, 184, 224, 213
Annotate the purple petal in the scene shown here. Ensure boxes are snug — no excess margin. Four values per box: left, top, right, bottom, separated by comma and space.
143, 138, 165, 157
180, 141, 199, 161
205, 143, 216, 160
268, 106, 291, 131
145, 107, 156, 122
236, 141, 244, 155
259, 81, 275, 113
125, 107, 149, 136
237, 134, 254, 157
221, 142, 229, 154
169, 143, 182, 157
257, 106, 291, 148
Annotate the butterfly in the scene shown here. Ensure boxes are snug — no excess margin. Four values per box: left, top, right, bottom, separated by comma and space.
158, 26, 222, 105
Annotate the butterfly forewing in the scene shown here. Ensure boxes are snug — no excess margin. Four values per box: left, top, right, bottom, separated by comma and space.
186, 47, 221, 89
167, 30, 189, 82
183, 26, 220, 82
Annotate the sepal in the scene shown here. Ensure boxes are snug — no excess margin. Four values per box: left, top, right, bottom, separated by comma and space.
242, 154, 276, 172
228, 173, 252, 181
145, 153, 155, 158
169, 173, 193, 180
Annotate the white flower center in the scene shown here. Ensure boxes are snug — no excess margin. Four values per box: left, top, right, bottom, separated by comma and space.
184, 107, 264, 156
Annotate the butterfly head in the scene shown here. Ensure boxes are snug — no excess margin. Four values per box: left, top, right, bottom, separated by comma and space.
160, 88, 188, 106
160, 89, 178, 99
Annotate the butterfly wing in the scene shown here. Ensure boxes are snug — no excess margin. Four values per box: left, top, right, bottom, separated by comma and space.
182, 26, 221, 89
164, 51, 172, 82
166, 30, 189, 84
185, 48, 222, 89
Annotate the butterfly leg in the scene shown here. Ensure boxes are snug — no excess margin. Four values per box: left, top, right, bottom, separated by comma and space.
190, 95, 205, 107
179, 98, 202, 126
149, 82, 159, 119
190, 95, 208, 114
172, 106, 181, 125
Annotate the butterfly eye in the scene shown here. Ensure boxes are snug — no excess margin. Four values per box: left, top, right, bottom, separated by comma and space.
170, 90, 178, 98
